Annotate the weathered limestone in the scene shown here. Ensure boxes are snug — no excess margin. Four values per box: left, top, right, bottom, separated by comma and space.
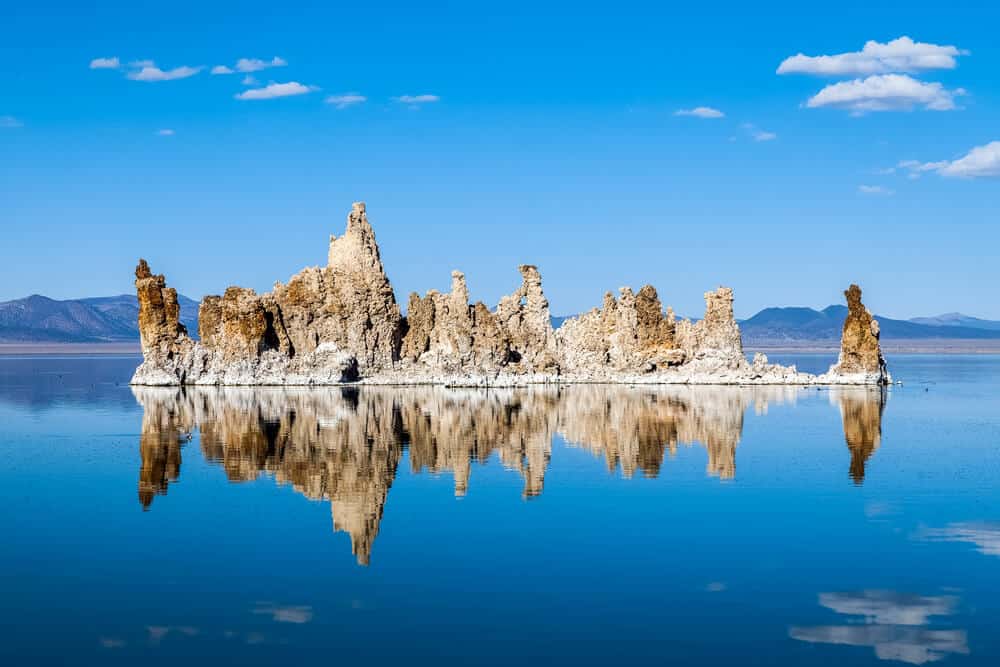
556, 285, 684, 374
131, 202, 890, 386
133, 259, 197, 384
495, 265, 559, 372
270, 201, 402, 370
676, 287, 745, 367
832, 284, 889, 379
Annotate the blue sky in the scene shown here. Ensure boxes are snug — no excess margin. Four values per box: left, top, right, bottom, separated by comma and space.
2, 0, 997, 318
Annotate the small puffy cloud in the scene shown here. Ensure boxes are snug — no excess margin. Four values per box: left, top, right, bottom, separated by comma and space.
741, 122, 777, 142
325, 93, 367, 109
778, 36, 968, 76
234, 81, 317, 100
897, 142, 1000, 179
859, 184, 894, 195
241, 74, 258, 85
89, 57, 120, 70
211, 65, 234, 75
938, 141, 1000, 178
394, 94, 440, 105
806, 74, 964, 113
236, 56, 287, 73
896, 159, 947, 178
674, 106, 725, 118
127, 62, 203, 82
156, 128, 175, 136
0, 115, 22, 128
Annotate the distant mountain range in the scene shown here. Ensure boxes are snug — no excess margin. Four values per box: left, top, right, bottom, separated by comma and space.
3, 293, 1000, 346
908, 312, 1000, 331
738, 306, 1000, 343
0, 294, 199, 343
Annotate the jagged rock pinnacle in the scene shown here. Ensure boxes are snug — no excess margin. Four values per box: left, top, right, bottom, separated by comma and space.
130, 203, 889, 386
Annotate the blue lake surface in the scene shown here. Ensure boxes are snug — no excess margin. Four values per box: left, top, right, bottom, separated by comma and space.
1, 354, 999, 665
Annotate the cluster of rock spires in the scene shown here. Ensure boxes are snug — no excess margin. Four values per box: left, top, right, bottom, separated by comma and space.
135, 384, 886, 565
132, 202, 890, 386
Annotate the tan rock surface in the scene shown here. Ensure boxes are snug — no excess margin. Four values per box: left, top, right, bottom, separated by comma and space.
131, 202, 888, 386
831, 284, 888, 380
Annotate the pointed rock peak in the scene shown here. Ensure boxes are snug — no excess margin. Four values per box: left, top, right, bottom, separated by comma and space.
134, 260, 188, 352
832, 284, 888, 381
328, 201, 384, 270
518, 264, 541, 283
704, 287, 735, 317
845, 283, 864, 311
449, 270, 470, 303
346, 201, 369, 233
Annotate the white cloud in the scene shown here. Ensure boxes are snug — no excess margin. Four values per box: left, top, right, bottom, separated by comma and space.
778, 37, 968, 76
325, 93, 367, 109
211, 65, 234, 75
89, 57, 120, 70
127, 62, 203, 82
806, 74, 964, 113
156, 129, 175, 136
394, 94, 440, 104
674, 106, 724, 118
0, 115, 22, 128
241, 75, 259, 86
741, 122, 776, 142
859, 184, 894, 195
235, 56, 287, 73
897, 142, 1000, 179
938, 141, 1000, 178
234, 81, 317, 100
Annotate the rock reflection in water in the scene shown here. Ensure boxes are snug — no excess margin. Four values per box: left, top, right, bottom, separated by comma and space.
832, 387, 887, 484
134, 385, 886, 564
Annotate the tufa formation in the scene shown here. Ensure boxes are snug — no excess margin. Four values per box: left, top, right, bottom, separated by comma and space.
132, 202, 890, 386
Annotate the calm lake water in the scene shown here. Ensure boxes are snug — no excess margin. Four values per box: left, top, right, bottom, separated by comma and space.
2, 354, 999, 665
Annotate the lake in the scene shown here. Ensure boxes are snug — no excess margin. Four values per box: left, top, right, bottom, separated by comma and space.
2, 354, 999, 665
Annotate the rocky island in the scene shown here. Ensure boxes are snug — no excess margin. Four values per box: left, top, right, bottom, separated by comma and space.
131, 202, 890, 386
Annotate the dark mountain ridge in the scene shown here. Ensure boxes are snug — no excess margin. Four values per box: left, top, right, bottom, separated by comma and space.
0, 294, 198, 343
739, 305, 1000, 343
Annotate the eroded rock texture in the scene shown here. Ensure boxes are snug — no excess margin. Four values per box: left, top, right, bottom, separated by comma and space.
831, 285, 889, 382
557, 285, 684, 373
131, 202, 889, 386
